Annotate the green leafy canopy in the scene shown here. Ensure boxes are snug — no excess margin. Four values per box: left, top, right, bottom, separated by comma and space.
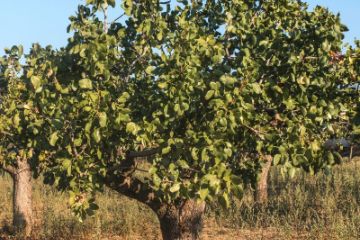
1, 0, 359, 219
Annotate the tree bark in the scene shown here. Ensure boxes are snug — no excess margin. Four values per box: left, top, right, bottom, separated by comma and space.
12, 158, 33, 237
255, 155, 272, 203
156, 200, 205, 240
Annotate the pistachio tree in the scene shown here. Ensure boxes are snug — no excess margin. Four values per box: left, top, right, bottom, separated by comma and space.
344, 41, 360, 152
0, 46, 40, 237
15, 0, 357, 239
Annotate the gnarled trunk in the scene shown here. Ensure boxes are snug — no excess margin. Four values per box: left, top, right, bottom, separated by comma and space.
156, 200, 205, 240
255, 155, 272, 203
12, 158, 33, 237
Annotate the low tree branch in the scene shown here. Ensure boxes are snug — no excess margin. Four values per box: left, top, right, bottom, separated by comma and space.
108, 147, 159, 173
104, 147, 162, 210
128, 148, 160, 158
104, 173, 160, 211
2, 164, 16, 177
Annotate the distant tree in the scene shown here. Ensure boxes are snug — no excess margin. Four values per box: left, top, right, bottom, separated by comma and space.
3, 0, 358, 239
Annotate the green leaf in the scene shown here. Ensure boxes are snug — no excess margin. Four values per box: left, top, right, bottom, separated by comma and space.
98, 112, 107, 128
311, 140, 321, 152
13, 113, 20, 128
152, 174, 162, 187
220, 75, 236, 85
205, 90, 215, 100
174, 104, 180, 113
145, 66, 154, 75
191, 148, 199, 161
79, 79, 93, 89
118, 92, 130, 103
201, 148, 209, 162
252, 83, 262, 94
61, 158, 72, 176
283, 98, 296, 110
126, 122, 138, 135
158, 82, 168, 89
92, 128, 101, 143
272, 85, 283, 93
199, 188, 209, 200
169, 183, 180, 193
273, 154, 281, 166
49, 132, 59, 146
74, 138, 82, 147
85, 121, 92, 134
115, 113, 130, 124
209, 82, 219, 90
31, 76, 42, 92
60, 158, 71, 169
177, 160, 190, 169
162, 146, 171, 155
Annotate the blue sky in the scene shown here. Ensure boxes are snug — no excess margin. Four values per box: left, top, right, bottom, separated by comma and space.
0, 1, 359, 55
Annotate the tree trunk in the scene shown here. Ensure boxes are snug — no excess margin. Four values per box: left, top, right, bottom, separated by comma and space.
12, 158, 33, 237
104, 158, 206, 240
255, 155, 272, 203
156, 200, 205, 240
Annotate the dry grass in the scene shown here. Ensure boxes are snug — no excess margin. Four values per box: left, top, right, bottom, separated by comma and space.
1, 157, 360, 239
209, 157, 360, 240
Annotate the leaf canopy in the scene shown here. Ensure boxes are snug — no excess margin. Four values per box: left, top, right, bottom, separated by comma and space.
1, 0, 359, 219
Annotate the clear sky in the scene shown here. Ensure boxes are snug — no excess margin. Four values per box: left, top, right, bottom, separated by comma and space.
0, 1, 359, 55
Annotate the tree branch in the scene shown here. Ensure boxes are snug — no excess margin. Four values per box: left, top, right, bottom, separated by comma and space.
128, 148, 160, 158
107, 147, 159, 173
104, 147, 162, 210
111, 13, 125, 24
2, 164, 16, 177
104, 173, 160, 211
241, 124, 265, 140
101, 5, 108, 33
1, 130, 14, 136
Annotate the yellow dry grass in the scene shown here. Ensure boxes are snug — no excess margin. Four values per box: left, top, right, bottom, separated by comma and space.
1, 157, 360, 239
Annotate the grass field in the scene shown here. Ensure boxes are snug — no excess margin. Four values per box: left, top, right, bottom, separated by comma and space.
1, 157, 360, 239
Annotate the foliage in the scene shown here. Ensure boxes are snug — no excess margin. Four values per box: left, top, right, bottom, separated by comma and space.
1, 0, 358, 220
345, 41, 360, 144
0, 46, 43, 175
